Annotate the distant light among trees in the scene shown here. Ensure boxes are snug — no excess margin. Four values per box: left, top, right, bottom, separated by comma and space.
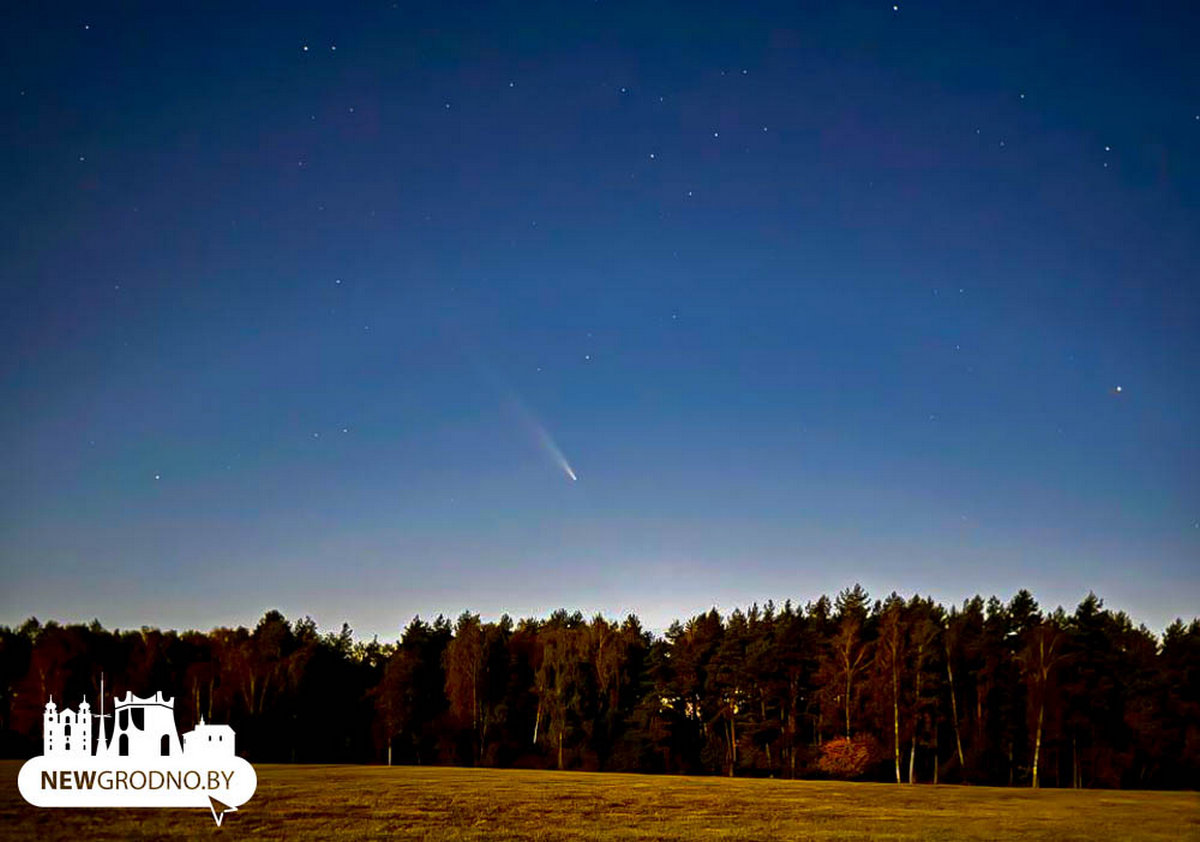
1, 589, 1197, 789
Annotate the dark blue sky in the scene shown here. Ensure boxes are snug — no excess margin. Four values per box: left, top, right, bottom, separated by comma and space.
3, 1, 1197, 638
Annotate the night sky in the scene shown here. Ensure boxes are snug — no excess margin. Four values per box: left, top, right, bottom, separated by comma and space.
3, 2, 1198, 639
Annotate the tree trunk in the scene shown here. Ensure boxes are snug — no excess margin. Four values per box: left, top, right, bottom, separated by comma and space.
532, 702, 541, 745
1032, 699, 1044, 788
787, 706, 797, 778
976, 682, 985, 747
557, 731, 564, 771
909, 735, 917, 784
1072, 733, 1079, 789
845, 674, 852, 740
471, 674, 478, 763
728, 711, 737, 777
762, 699, 772, 770
933, 712, 939, 785
910, 664, 923, 784
907, 647, 926, 786
892, 661, 901, 784
946, 659, 967, 775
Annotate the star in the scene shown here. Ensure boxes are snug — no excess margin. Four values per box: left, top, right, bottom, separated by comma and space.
302, 45, 309, 52
154, 474, 160, 481
1114, 385, 1123, 393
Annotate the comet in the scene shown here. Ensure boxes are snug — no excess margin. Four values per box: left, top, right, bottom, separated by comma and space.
512, 398, 578, 482
533, 423, 578, 481
458, 340, 579, 483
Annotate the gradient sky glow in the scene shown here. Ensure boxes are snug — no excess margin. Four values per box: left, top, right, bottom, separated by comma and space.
2, 2, 1198, 639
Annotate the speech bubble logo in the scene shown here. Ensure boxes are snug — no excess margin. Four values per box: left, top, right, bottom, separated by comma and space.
18, 689, 256, 825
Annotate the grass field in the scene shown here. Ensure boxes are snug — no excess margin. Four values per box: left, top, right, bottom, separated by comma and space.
2, 760, 1197, 840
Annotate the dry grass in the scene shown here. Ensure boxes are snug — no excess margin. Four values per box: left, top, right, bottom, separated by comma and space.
2, 760, 1196, 840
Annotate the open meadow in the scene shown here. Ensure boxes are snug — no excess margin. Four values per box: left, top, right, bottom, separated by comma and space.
2, 761, 1196, 841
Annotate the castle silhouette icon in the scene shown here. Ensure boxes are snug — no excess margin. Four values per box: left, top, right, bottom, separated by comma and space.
43, 690, 234, 760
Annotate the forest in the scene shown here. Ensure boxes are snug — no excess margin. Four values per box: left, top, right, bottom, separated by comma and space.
1, 587, 1197, 790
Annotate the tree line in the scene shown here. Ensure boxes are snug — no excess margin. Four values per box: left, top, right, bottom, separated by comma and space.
1, 587, 1197, 789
